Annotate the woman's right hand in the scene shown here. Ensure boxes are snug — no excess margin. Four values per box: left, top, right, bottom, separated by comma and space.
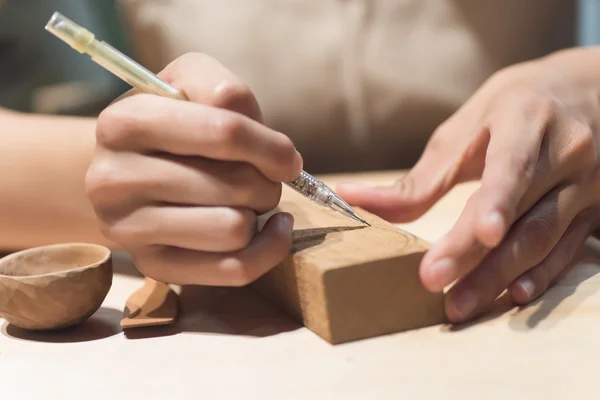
85, 53, 303, 286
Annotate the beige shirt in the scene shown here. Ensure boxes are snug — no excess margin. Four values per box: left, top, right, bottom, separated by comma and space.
117, 0, 575, 173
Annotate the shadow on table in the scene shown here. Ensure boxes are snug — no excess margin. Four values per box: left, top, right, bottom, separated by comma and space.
1, 306, 123, 343
440, 292, 515, 333
123, 285, 302, 340
111, 250, 301, 340
442, 242, 600, 333
507, 248, 600, 332
109, 206, 311, 341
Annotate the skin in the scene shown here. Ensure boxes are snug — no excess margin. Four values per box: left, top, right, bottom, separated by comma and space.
3, 47, 600, 323
337, 47, 600, 323
0, 107, 109, 250
85, 53, 304, 286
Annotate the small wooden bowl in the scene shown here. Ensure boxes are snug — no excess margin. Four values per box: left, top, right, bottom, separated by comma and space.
0, 243, 112, 330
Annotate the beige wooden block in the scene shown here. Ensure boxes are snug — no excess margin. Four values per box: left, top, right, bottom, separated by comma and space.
253, 189, 447, 344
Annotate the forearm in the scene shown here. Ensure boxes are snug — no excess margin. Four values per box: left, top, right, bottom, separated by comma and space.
0, 108, 112, 250
541, 46, 600, 83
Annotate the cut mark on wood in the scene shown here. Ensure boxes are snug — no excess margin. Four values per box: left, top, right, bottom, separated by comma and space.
291, 226, 367, 253
253, 199, 446, 344
368, 223, 420, 242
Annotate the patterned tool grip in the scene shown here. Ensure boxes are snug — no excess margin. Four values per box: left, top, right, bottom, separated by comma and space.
286, 171, 321, 200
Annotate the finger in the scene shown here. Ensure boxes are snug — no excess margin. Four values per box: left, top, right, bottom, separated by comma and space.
336, 125, 489, 222
475, 97, 595, 248
419, 189, 488, 291
509, 207, 600, 305
133, 212, 294, 286
96, 94, 303, 182
102, 206, 257, 253
86, 152, 281, 215
422, 110, 595, 292
113, 53, 263, 122
443, 183, 585, 323
474, 96, 548, 248
424, 102, 549, 292
159, 52, 263, 122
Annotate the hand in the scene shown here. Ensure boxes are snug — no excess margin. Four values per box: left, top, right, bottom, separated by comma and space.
337, 49, 600, 323
85, 53, 303, 286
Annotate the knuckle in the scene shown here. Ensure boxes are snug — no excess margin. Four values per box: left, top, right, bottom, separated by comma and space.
213, 112, 244, 149
84, 158, 120, 202
135, 246, 187, 284
221, 225, 291, 286
525, 92, 556, 121
225, 162, 261, 197
514, 216, 556, 263
263, 183, 283, 212
178, 52, 207, 63
393, 174, 415, 196
508, 151, 536, 181
273, 135, 297, 159
101, 223, 127, 243
222, 208, 256, 248
426, 126, 448, 153
475, 262, 506, 296
507, 89, 557, 121
227, 164, 281, 211
533, 266, 551, 294
568, 122, 597, 167
95, 107, 124, 149
213, 80, 255, 109
270, 135, 298, 173
96, 99, 136, 148
169, 52, 211, 72
134, 255, 168, 283
221, 259, 255, 287
96, 93, 151, 149
103, 217, 156, 246
85, 157, 146, 206
137, 266, 162, 282
392, 173, 428, 206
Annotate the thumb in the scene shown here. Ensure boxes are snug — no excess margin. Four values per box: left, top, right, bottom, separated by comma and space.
336, 128, 488, 223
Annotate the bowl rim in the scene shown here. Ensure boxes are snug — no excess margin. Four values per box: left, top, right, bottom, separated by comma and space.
0, 242, 112, 280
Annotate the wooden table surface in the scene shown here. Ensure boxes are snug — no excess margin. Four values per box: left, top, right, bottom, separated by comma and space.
2, 171, 600, 399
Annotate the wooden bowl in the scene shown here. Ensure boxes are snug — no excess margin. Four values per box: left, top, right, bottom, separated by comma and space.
0, 243, 112, 330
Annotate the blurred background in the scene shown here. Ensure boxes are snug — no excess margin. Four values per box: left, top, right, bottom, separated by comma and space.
0, 0, 129, 116
1, 0, 600, 117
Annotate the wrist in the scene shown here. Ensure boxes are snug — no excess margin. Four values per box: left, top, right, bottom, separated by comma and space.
536, 47, 600, 130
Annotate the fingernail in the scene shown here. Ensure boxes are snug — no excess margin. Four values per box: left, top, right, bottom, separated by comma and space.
428, 258, 457, 290
450, 290, 478, 320
279, 212, 294, 230
516, 277, 535, 300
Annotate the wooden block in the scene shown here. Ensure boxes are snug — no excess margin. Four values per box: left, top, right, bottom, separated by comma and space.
253, 188, 447, 344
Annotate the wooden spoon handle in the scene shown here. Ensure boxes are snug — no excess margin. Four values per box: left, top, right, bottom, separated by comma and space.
120, 277, 179, 329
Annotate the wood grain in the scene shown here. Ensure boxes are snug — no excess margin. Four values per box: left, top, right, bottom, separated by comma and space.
0, 243, 112, 330
5, 175, 600, 398
253, 188, 447, 344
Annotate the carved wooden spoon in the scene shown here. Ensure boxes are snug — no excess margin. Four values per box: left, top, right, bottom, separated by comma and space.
120, 277, 179, 329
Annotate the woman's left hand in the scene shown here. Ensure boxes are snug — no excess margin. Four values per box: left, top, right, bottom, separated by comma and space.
337, 48, 600, 323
